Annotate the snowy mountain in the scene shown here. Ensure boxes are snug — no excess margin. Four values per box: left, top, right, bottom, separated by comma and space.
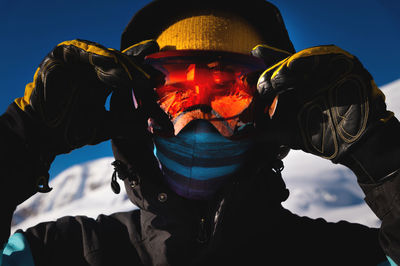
11, 79, 400, 233
11, 157, 136, 232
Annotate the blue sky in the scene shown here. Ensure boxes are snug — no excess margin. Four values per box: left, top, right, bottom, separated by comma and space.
1, 0, 399, 179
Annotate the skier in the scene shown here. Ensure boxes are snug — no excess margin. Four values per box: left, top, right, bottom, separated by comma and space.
1, 0, 398, 265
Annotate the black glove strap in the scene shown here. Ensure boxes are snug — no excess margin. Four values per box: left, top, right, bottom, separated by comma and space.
341, 116, 400, 184
359, 169, 400, 220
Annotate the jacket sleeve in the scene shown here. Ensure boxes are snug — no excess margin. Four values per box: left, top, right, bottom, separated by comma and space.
341, 115, 400, 264
0, 103, 54, 247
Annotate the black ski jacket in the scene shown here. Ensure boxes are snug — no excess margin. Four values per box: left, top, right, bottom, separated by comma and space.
0, 102, 388, 265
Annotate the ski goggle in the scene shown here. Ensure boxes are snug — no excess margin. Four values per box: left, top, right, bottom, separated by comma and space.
144, 50, 272, 138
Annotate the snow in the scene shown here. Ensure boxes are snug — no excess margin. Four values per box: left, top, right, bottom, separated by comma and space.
11, 79, 400, 233
382, 79, 400, 116
281, 150, 380, 226
12, 158, 136, 232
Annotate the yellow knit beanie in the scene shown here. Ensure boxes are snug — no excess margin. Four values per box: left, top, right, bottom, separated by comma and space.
156, 12, 263, 54
121, 1, 295, 54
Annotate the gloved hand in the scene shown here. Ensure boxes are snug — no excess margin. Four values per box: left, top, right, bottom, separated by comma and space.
13, 39, 173, 191
15, 39, 171, 156
252, 44, 392, 164
252, 44, 400, 265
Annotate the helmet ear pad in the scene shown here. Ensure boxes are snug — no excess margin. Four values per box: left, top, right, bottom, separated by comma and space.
110, 81, 152, 137
110, 87, 156, 167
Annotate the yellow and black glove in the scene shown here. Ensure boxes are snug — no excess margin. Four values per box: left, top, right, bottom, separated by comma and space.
15, 39, 171, 157
10, 39, 173, 194
253, 44, 392, 164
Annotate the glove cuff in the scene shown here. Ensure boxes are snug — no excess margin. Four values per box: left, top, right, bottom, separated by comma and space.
340, 115, 400, 184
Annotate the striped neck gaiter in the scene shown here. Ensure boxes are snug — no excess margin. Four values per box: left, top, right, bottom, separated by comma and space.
153, 120, 254, 200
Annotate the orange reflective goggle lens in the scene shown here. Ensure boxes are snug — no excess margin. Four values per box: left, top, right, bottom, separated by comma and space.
144, 50, 267, 138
